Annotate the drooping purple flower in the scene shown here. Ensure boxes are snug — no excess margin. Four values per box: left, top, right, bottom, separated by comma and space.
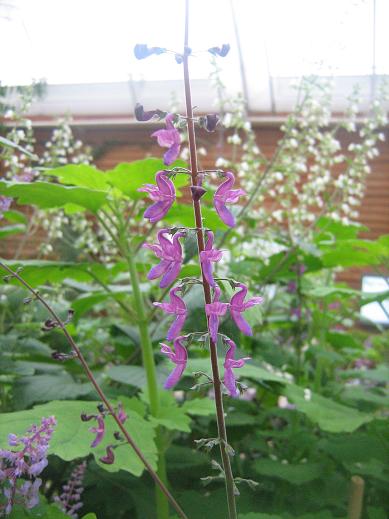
99, 446, 115, 465
134, 103, 166, 122
151, 113, 181, 165
160, 336, 188, 389
213, 171, 246, 227
117, 402, 128, 424
138, 171, 176, 223
229, 283, 263, 336
0, 416, 56, 515
208, 44, 230, 57
143, 229, 185, 288
153, 286, 187, 341
199, 114, 219, 132
200, 231, 223, 287
223, 339, 250, 397
205, 285, 229, 343
134, 44, 166, 60
54, 461, 87, 519
89, 415, 105, 448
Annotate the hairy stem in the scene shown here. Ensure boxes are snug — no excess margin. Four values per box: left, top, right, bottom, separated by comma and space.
0, 261, 188, 519
183, 1, 238, 517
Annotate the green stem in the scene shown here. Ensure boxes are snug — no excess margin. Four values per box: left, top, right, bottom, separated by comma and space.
118, 216, 170, 519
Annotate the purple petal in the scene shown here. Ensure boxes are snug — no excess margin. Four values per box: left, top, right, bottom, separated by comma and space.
231, 309, 253, 336
202, 259, 215, 286
100, 445, 115, 465
230, 283, 248, 308
166, 313, 187, 341
148, 259, 171, 280
214, 199, 236, 227
89, 416, 105, 448
224, 365, 238, 397
144, 200, 172, 223
215, 171, 235, 197
164, 362, 186, 389
208, 313, 219, 343
160, 260, 182, 288
164, 142, 180, 166
155, 171, 175, 197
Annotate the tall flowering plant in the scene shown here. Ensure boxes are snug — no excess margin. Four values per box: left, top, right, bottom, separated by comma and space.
134, 3, 263, 517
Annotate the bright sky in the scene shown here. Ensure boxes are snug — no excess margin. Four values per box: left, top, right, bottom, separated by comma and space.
0, 0, 388, 87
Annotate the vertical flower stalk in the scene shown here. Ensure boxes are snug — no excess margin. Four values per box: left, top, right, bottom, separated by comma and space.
181, 3, 238, 515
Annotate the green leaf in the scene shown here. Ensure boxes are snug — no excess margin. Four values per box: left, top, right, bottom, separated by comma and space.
106, 364, 169, 389
181, 398, 215, 416
0, 223, 25, 239
82, 515, 98, 519
0, 135, 38, 160
2, 209, 28, 224
8, 503, 70, 518
315, 216, 365, 242
285, 385, 372, 433
253, 458, 322, 485
239, 515, 283, 519
12, 373, 91, 409
0, 399, 157, 476
164, 203, 228, 230
106, 158, 188, 198
305, 286, 360, 298
44, 164, 108, 191
0, 181, 108, 213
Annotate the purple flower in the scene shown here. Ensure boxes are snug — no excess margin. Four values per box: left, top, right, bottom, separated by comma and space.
199, 114, 219, 132
143, 229, 185, 288
89, 415, 105, 448
205, 286, 229, 343
160, 336, 188, 389
208, 44, 230, 57
151, 114, 181, 165
134, 103, 166, 122
223, 339, 250, 397
190, 185, 207, 202
138, 171, 176, 223
0, 196, 12, 219
200, 231, 223, 287
134, 44, 166, 60
99, 446, 115, 465
153, 286, 187, 341
117, 402, 128, 424
0, 416, 56, 515
54, 461, 87, 519
214, 172, 246, 227
230, 283, 263, 336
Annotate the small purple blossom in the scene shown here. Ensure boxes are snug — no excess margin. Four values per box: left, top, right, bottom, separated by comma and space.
160, 336, 188, 389
190, 185, 207, 202
208, 44, 230, 57
54, 461, 86, 519
0, 416, 56, 516
229, 283, 263, 336
214, 172, 246, 227
199, 114, 219, 132
200, 231, 223, 287
143, 229, 185, 288
89, 415, 105, 448
134, 44, 166, 60
117, 402, 128, 424
151, 113, 181, 165
223, 339, 250, 397
153, 286, 187, 341
205, 285, 229, 343
138, 171, 176, 223
0, 196, 12, 219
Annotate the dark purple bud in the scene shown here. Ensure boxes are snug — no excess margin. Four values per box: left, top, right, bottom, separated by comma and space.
97, 404, 105, 414
52, 351, 76, 361
23, 297, 33, 305
208, 44, 230, 57
64, 309, 74, 324
204, 114, 219, 132
135, 103, 166, 122
113, 431, 123, 441
41, 319, 59, 331
80, 413, 95, 422
175, 54, 184, 64
99, 445, 115, 465
190, 185, 207, 202
134, 44, 166, 60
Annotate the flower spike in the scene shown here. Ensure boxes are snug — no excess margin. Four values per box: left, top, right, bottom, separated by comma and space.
200, 231, 223, 287
160, 336, 188, 388
214, 171, 246, 227
143, 229, 185, 288
152, 113, 181, 165
153, 286, 187, 341
229, 283, 263, 336
138, 171, 176, 223
223, 338, 250, 397
205, 285, 229, 343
